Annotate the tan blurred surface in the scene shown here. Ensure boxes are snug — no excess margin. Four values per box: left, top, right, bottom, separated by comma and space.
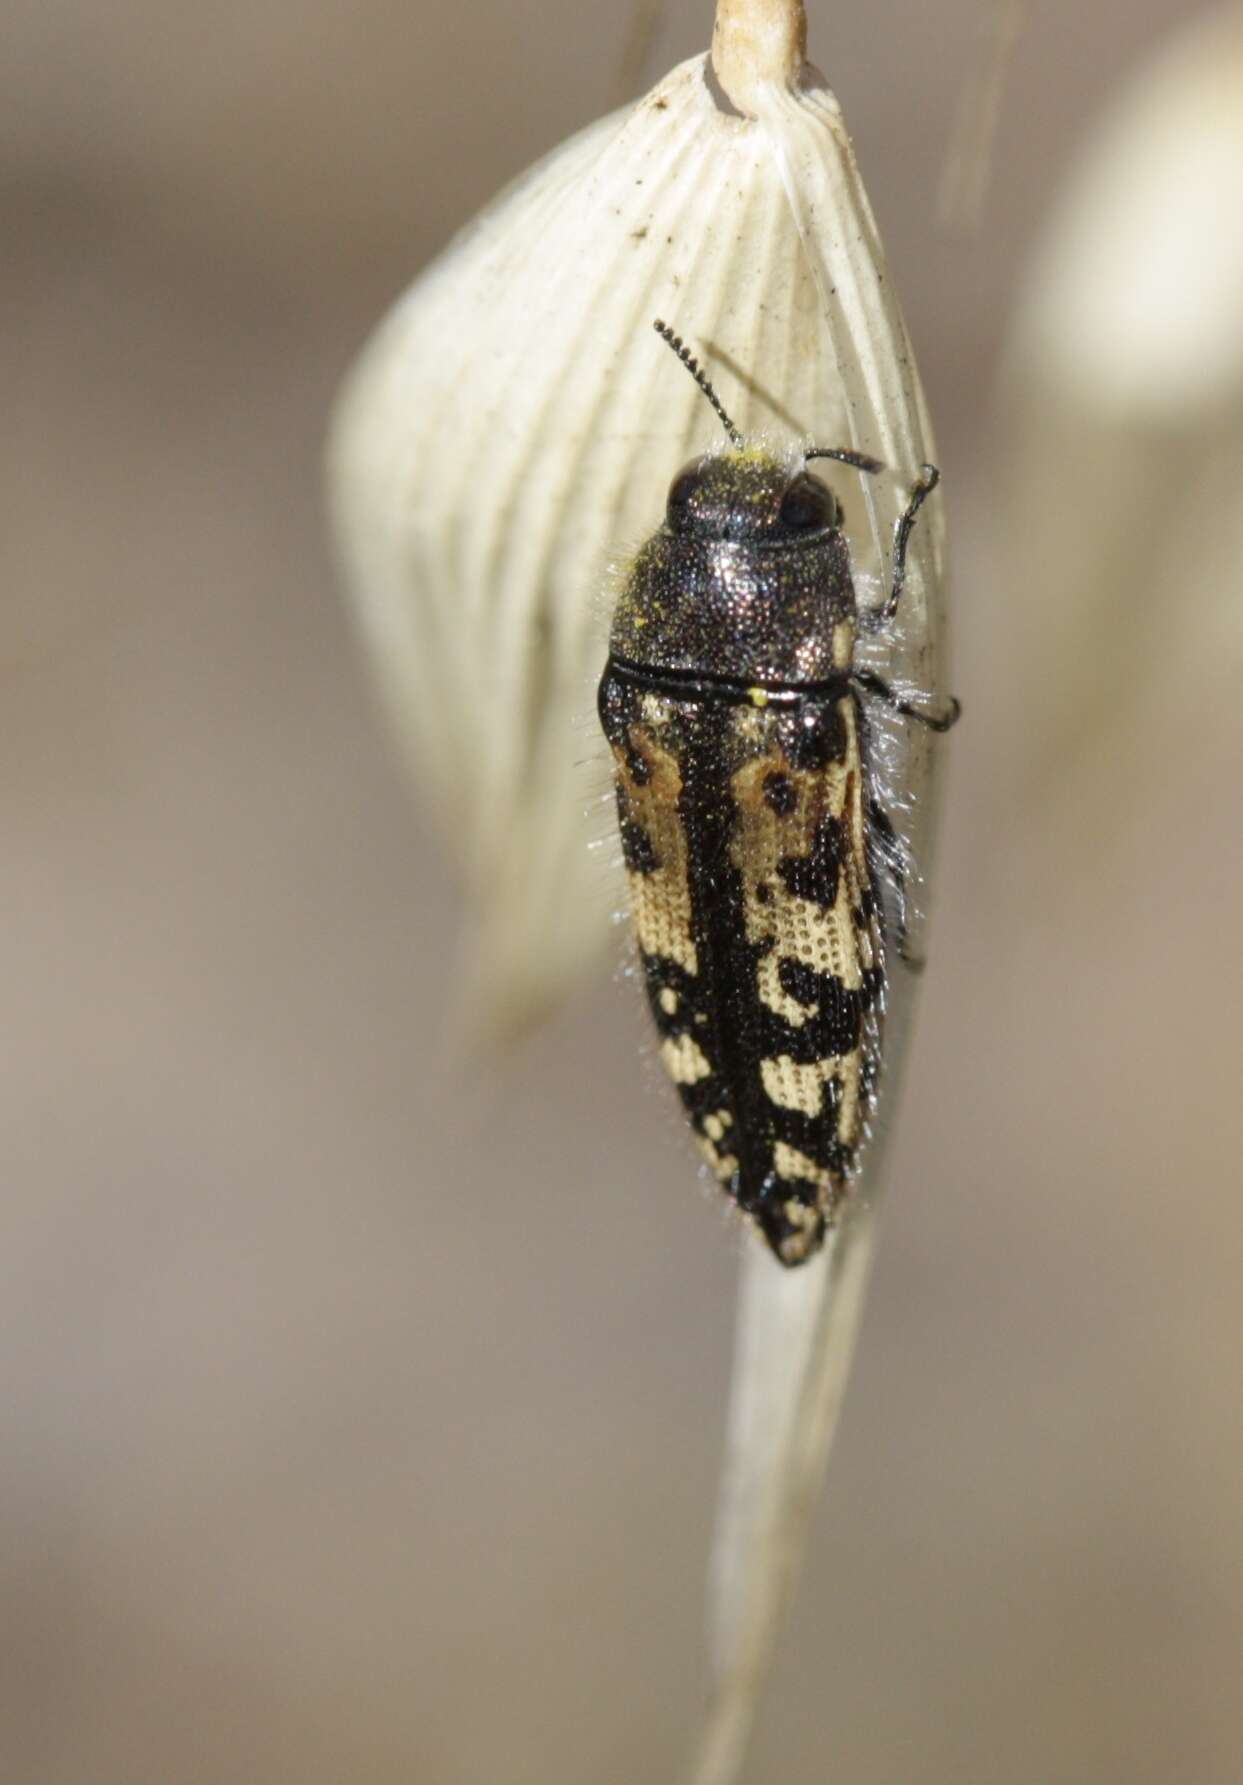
3, 2, 1241, 1781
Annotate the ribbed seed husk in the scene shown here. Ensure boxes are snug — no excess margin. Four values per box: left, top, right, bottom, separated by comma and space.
328, 51, 947, 1040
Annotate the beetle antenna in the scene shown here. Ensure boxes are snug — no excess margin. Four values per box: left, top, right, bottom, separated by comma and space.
806, 446, 886, 475
653, 320, 741, 445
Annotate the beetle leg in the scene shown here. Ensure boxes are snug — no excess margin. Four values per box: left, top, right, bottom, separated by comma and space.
859, 462, 940, 631
852, 669, 961, 733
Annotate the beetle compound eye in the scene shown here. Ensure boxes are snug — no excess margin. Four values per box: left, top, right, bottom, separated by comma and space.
779, 473, 837, 531
666, 457, 706, 525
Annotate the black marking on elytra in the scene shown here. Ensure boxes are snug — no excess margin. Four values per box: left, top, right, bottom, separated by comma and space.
762, 771, 797, 816
776, 813, 844, 910
778, 702, 849, 771
743, 1076, 853, 1255
637, 954, 738, 1144
676, 1072, 732, 1132
619, 816, 659, 874
639, 953, 697, 1038
624, 743, 652, 786
753, 1183, 826, 1261
777, 956, 819, 1009
762, 1091, 855, 1184
753, 992, 871, 1065
774, 957, 872, 1055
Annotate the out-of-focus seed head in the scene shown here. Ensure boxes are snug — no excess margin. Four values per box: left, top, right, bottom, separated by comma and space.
1002, 6, 1243, 809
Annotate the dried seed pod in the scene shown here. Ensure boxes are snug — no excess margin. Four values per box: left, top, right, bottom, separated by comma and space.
328, 17, 948, 1043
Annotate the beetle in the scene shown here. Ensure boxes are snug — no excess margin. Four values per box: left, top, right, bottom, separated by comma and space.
597, 321, 958, 1266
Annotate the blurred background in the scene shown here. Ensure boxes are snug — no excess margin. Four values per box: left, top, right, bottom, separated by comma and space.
4, 2, 1241, 1781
